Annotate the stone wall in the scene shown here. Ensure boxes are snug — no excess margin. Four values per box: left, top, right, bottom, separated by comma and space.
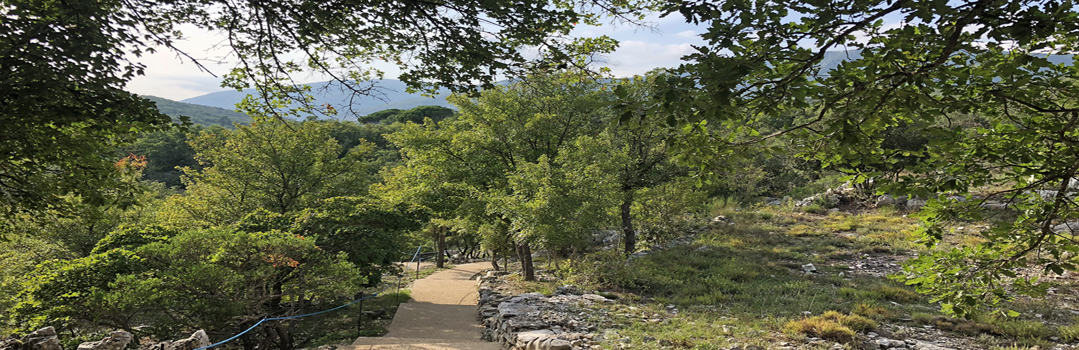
1, 328, 210, 350
478, 272, 608, 350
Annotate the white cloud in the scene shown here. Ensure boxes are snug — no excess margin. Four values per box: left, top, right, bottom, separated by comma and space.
675, 30, 697, 38
601, 40, 697, 77
127, 17, 709, 101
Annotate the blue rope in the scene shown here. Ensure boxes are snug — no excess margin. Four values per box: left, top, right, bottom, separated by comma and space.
193, 246, 425, 350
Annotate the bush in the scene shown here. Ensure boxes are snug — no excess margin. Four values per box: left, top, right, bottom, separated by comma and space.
784, 311, 877, 343
1058, 321, 1079, 342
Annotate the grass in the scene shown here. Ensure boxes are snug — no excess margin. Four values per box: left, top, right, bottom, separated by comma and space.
783, 311, 877, 343
519, 204, 1079, 349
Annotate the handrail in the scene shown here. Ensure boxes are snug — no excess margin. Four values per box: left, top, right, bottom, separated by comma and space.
193, 245, 426, 350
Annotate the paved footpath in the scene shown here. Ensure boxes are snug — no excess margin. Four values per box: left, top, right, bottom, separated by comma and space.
348, 262, 500, 350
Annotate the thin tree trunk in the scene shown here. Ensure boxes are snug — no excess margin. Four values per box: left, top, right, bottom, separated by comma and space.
490, 250, 500, 270
622, 189, 636, 255
435, 226, 446, 268
517, 242, 535, 281
275, 323, 292, 350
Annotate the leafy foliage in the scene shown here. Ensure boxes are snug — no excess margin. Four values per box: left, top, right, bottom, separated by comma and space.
10, 227, 367, 340
649, 0, 1079, 316
358, 106, 455, 125
164, 119, 370, 226
0, 0, 172, 219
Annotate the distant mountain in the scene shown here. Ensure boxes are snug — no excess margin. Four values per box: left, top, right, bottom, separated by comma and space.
178, 53, 1075, 117
180, 79, 456, 119
143, 95, 250, 128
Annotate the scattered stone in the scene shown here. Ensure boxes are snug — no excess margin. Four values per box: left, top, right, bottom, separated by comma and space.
907, 199, 927, 210
554, 285, 581, 296
876, 338, 907, 348
140, 330, 210, 350
77, 331, 132, 350
801, 263, 817, 273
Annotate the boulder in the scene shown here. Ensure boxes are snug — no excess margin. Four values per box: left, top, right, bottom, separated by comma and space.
140, 330, 210, 350
21, 327, 62, 350
77, 331, 133, 350
906, 198, 927, 210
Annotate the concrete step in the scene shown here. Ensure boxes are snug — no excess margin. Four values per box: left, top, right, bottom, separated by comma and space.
350, 263, 496, 350
367, 303, 484, 341
343, 341, 501, 350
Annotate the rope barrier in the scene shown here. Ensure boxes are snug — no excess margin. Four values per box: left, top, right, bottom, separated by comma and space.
193, 245, 426, 350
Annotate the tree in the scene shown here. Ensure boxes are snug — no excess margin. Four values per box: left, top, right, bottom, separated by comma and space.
1, 0, 648, 223
164, 119, 370, 227
11, 227, 365, 348
237, 197, 423, 285
1, 0, 172, 219
121, 126, 228, 188
608, 75, 693, 254
385, 71, 613, 280
651, 0, 1079, 316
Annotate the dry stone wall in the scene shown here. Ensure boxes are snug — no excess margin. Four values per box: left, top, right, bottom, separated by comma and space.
1, 328, 209, 350
478, 272, 609, 350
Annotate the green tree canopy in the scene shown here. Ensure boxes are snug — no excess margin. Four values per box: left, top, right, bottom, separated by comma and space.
648, 0, 1079, 316
0, 0, 646, 222
164, 119, 370, 227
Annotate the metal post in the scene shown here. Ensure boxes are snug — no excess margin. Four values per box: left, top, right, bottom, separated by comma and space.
396, 274, 401, 304
415, 257, 421, 280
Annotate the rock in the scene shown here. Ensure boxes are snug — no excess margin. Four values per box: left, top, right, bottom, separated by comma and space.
801, 263, 817, 273
77, 331, 133, 350
906, 199, 927, 209
516, 330, 555, 344
544, 339, 572, 350
140, 330, 210, 350
877, 195, 900, 206
875, 338, 906, 348
1052, 221, 1079, 234
21, 327, 62, 350
580, 294, 610, 303
554, 285, 581, 296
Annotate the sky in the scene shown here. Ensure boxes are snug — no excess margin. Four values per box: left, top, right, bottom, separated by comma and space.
123, 14, 707, 101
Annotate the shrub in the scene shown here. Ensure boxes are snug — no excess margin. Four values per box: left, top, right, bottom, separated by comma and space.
1058, 321, 1079, 342
785, 311, 877, 343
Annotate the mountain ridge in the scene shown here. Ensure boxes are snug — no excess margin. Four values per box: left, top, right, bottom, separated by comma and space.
177, 51, 1075, 117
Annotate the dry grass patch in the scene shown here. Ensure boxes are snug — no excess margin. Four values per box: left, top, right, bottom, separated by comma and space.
784, 311, 877, 343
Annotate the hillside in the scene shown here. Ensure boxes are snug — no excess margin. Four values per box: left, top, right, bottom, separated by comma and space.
143, 95, 250, 128
179, 79, 455, 119
178, 52, 1074, 120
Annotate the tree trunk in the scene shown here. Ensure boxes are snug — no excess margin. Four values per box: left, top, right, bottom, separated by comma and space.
621, 189, 636, 255
435, 226, 446, 268
490, 250, 500, 270
517, 242, 535, 281
275, 323, 292, 350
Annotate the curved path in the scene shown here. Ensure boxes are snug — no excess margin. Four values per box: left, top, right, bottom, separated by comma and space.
348, 262, 499, 350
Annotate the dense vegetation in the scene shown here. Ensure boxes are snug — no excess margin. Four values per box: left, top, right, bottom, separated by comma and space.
6, 0, 1079, 348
